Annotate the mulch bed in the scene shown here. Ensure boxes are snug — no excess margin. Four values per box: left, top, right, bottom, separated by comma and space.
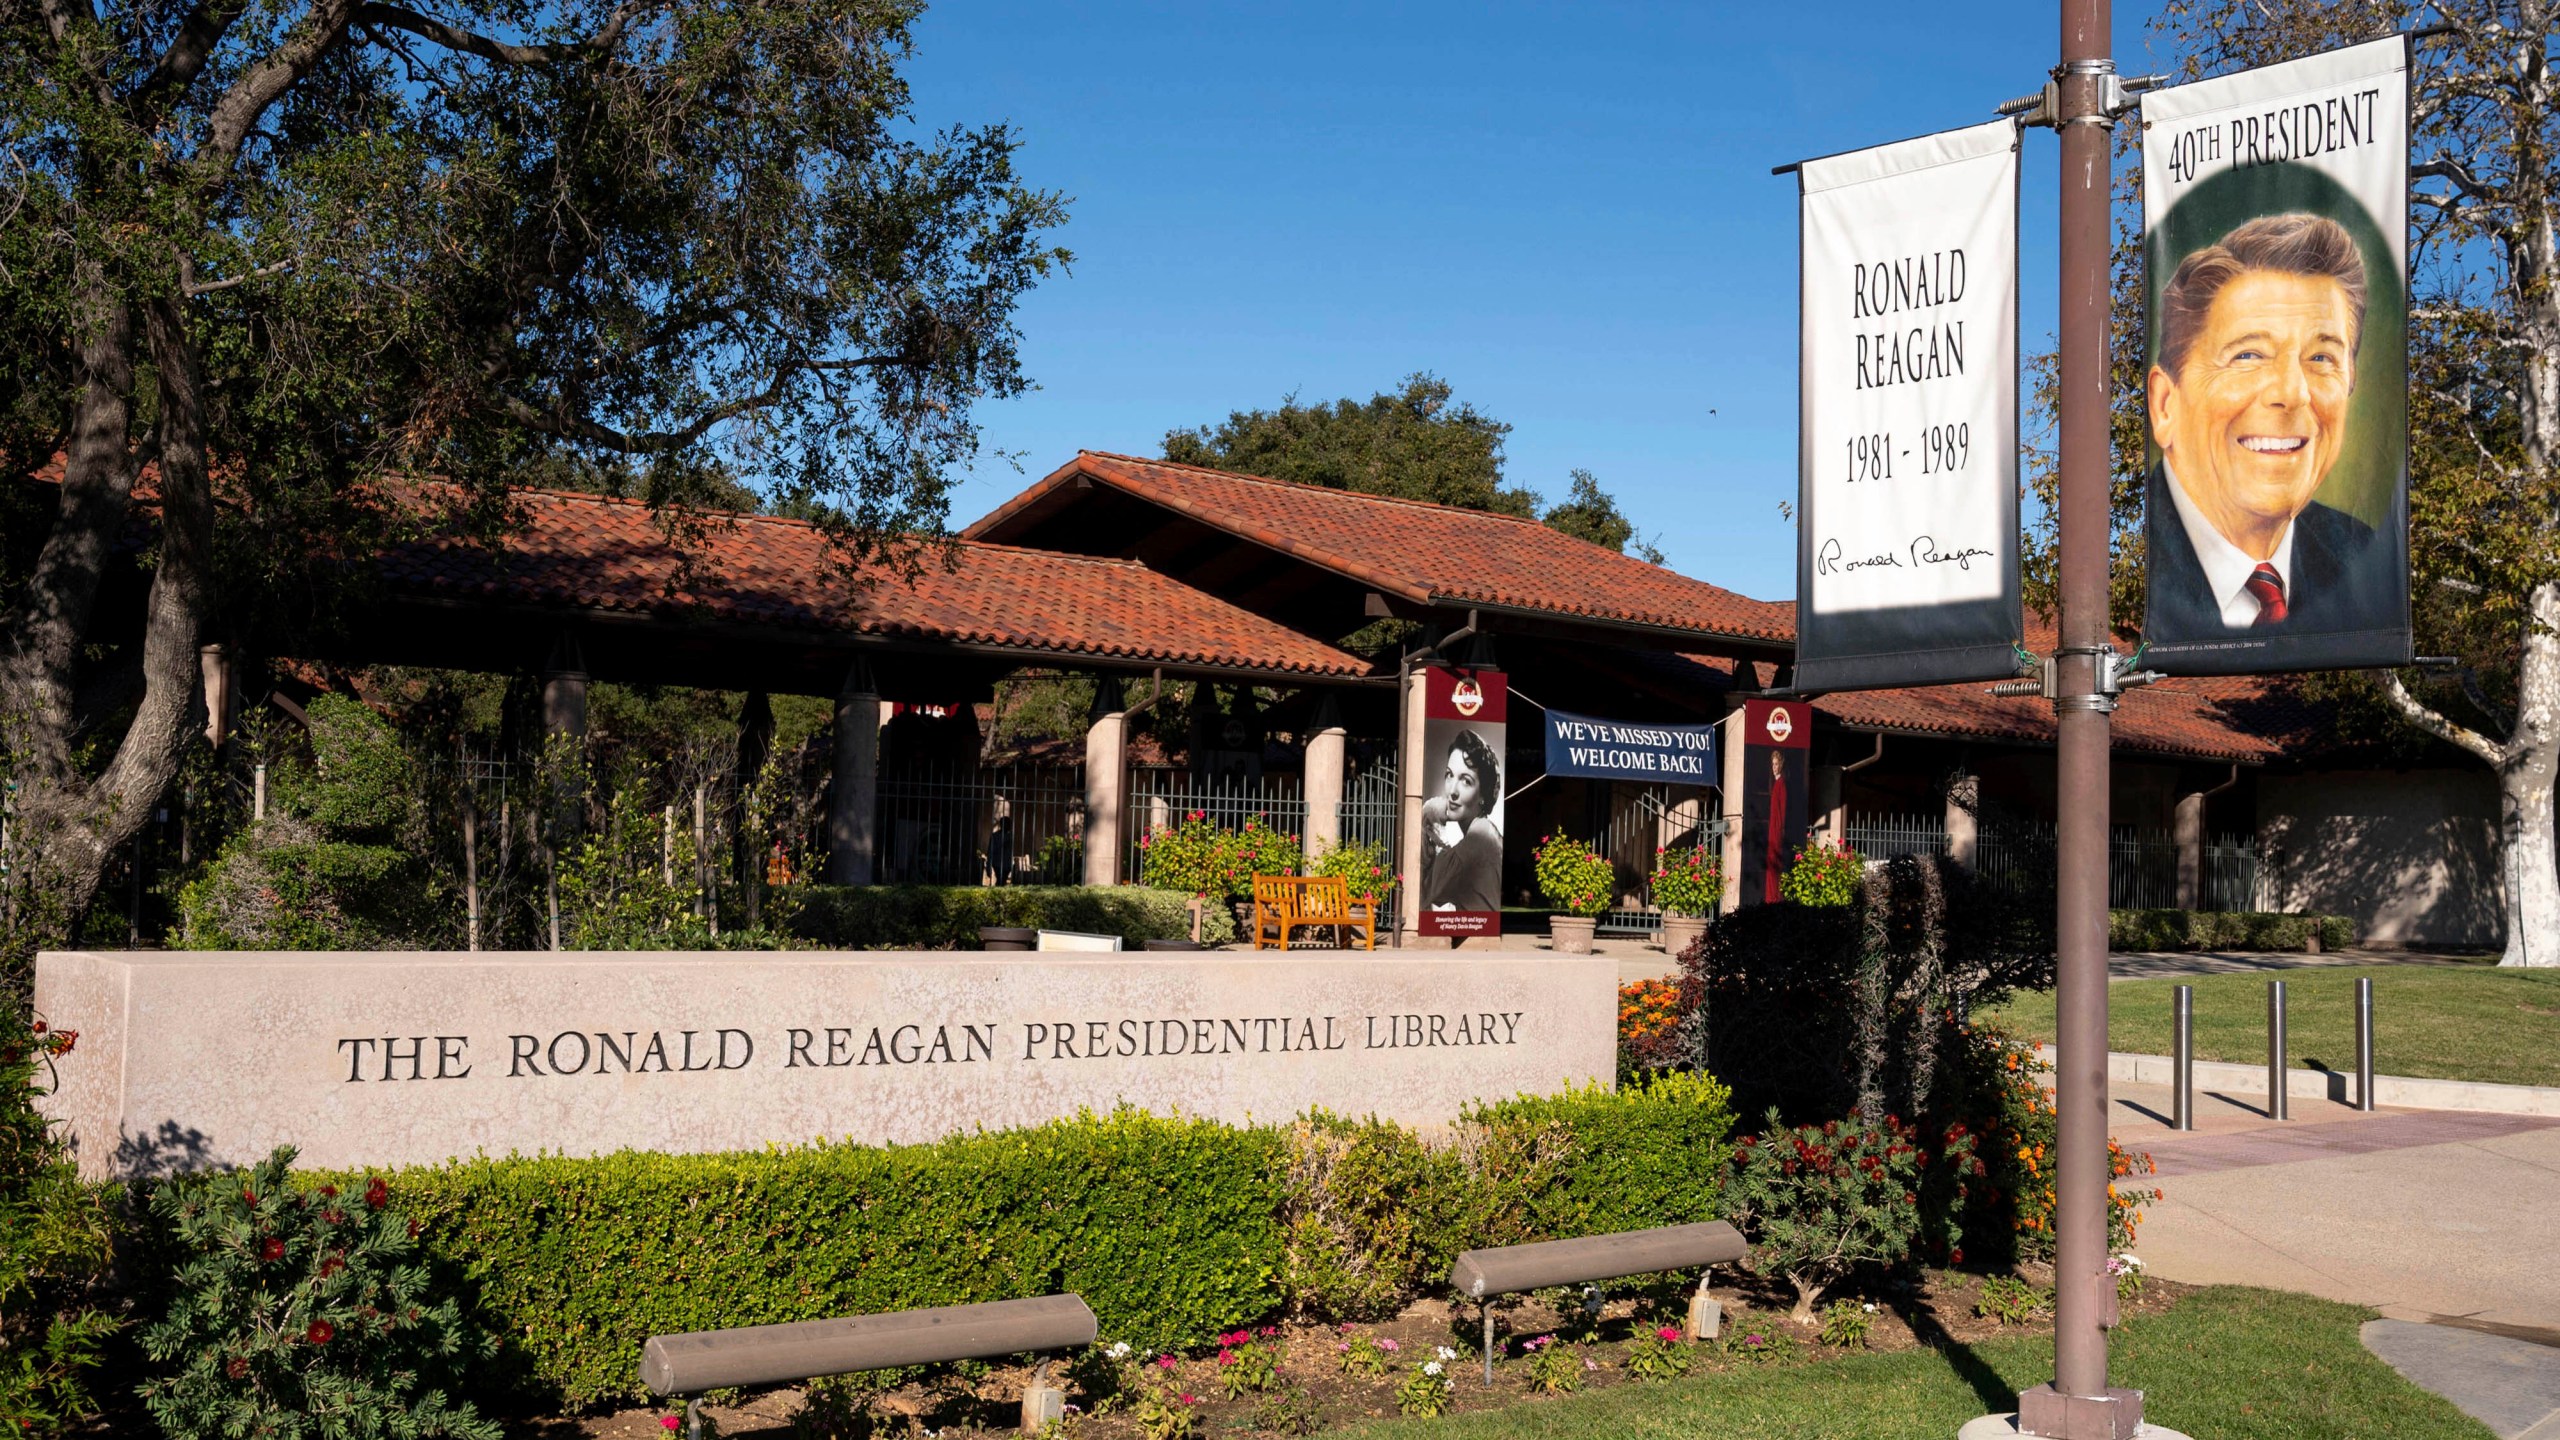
535, 1267, 2188, 1438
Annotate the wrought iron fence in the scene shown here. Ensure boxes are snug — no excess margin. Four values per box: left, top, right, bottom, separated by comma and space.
1845, 812, 1951, 861
2201, 833, 2260, 912
1335, 758, 1401, 934
877, 760, 1087, 887
1123, 767, 1308, 885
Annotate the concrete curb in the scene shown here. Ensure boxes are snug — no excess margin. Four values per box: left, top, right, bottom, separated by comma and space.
2032, 1044, 2560, 1118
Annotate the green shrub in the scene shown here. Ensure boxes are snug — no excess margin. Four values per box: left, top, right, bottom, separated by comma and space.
1721, 1109, 1977, 1321
1777, 841, 1863, 907
1137, 814, 1303, 904
787, 884, 1234, 949
1817, 1298, 1875, 1348
257, 1078, 1743, 1409
2109, 908, 2356, 952
1308, 838, 1395, 904
1974, 1274, 2052, 1325
1622, 1324, 1694, 1382
1, 1012, 117, 1433
1532, 834, 1614, 916
139, 1147, 499, 1440
1647, 845, 1721, 917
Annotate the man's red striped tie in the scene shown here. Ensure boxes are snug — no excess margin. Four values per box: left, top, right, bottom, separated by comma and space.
2245, 563, 2288, 625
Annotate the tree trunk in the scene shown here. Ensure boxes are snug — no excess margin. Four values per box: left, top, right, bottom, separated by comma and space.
2498, 583, 2560, 966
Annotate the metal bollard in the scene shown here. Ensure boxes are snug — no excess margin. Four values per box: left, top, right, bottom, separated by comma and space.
2266, 980, 2289, 1121
2356, 976, 2377, 1112
2172, 985, 2195, 1130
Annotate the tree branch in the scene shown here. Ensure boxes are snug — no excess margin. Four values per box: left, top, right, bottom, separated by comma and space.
351, 0, 642, 67
499, 355, 899, 454
136, 0, 253, 118
180, 253, 296, 296
2373, 668, 2508, 765
202, 0, 358, 174
2460, 667, 2518, 733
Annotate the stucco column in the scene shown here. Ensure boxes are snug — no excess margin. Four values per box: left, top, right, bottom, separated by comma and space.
2174, 790, 2206, 910
200, 644, 234, 748
1812, 764, 1845, 847
1717, 706, 1745, 915
540, 667, 588, 739
1945, 773, 1979, 870
1303, 696, 1347, 865
1399, 666, 1431, 942
826, 662, 880, 885
1083, 676, 1128, 887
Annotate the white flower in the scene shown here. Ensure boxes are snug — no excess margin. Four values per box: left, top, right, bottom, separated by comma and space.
1422, 1361, 1444, 1377
1106, 1341, 1132, 1360
1436, 1346, 1458, 1361
1863, 1303, 1878, 1313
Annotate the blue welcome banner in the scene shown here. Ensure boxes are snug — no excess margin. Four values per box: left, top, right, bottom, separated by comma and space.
1542, 710, 1719, 785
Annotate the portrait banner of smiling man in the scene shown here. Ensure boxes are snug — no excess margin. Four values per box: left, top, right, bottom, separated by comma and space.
1793, 119, 2023, 693
2139, 36, 2413, 675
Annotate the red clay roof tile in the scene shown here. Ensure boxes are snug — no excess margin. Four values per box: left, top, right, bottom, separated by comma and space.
380, 487, 1371, 679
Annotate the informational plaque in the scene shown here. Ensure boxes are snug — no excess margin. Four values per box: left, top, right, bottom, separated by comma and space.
2139, 37, 2412, 674
1794, 119, 2023, 693
1417, 666, 1507, 937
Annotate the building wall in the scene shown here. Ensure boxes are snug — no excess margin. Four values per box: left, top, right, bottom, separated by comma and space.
2257, 768, 2504, 948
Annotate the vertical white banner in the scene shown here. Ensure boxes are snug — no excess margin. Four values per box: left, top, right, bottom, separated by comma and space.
1795, 119, 2022, 692
2139, 37, 2411, 674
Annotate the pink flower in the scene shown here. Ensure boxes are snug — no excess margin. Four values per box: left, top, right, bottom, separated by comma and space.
1156, 1355, 1176, 1370
1180, 1393, 1198, 1406
1656, 1326, 1681, 1342
1219, 1351, 1237, 1366
1377, 1338, 1399, 1352
660, 1417, 681, 1432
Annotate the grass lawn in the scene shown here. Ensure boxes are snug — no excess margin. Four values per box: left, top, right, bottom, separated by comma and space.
1344, 1288, 2491, 1439
1982, 964, 2560, 1089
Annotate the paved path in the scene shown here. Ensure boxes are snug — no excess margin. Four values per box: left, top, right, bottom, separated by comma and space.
2105, 1080, 2560, 1434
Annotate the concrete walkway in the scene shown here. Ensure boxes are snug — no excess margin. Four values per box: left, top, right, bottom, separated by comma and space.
2105, 1079, 2560, 1434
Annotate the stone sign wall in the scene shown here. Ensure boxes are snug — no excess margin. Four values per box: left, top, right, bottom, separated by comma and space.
33, 949, 1618, 1179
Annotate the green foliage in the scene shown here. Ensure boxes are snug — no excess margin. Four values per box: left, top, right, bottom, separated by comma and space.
176, 697, 443, 950
0, 1012, 115, 1432
1164, 373, 1535, 515
1542, 468, 1665, 563
1722, 1111, 1977, 1320
788, 884, 1233, 949
1214, 1329, 1278, 1397
1646, 845, 1721, 917
1222, 817, 1306, 898
555, 782, 716, 950
1394, 1358, 1454, 1417
1974, 1275, 2053, 1327
1521, 1336, 1584, 1394
1129, 1382, 1201, 1440
1309, 838, 1396, 902
1622, 1325, 1694, 1382
1532, 834, 1614, 916
1337, 1330, 1391, 1377
1776, 841, 1863, 907
1249, 1386, 1323, 1436
2109, 909, 2356, 952
138, 1148, 499, 1440
1463, 1073, 1737, 1241
1715, 1323, 1801, 1366
1279, 1114, 1466, 1322
1136, 813, 1301, 904
1818, 1299, 1876, 1349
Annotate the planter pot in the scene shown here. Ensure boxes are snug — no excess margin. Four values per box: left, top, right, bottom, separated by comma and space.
1658, 913, 1707, 957
1549, 915, 1597, 955
977, 926, 1036, 952
1143, 938, 1204, 952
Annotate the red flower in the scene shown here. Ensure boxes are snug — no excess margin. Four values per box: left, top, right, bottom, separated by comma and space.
307, 1319, 334, 1345
260, 1237, 285, 1262
364, 1177, 388, 1209
27, 1020, 41, 1035
320, 1255, 346, 1278
52, 1030, 75, 1055
225, 1356, 250, 1380
661, 1418, 681, 1432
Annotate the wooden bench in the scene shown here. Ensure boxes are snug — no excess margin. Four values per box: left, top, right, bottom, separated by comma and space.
1251, 874, 1377, 950
1447, 1221, 1747, 1383
641, 1293, 1097, 1436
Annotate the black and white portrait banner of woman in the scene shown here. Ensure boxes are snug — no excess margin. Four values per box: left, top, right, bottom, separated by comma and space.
1793, 119, 2022, 693
1419, 665, 1506, 939
1541, 711, 1717, 786
2139, 37, 2412, 675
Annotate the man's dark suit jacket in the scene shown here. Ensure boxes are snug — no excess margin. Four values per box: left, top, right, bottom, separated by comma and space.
2146, 461, 2400, 640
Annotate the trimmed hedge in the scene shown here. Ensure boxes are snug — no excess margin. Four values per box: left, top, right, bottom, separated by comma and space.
2110, 909, 2356, 952
786, 884, 1236, 949
317, 1075, 1735, 1409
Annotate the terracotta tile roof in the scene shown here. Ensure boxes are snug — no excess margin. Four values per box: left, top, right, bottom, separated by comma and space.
965, 452, 1796, 646
1689, 620, 2333, 763
379, 486, 1371, 679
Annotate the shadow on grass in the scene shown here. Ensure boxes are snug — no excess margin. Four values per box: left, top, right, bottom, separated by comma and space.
1897, 1286, 2014, 1417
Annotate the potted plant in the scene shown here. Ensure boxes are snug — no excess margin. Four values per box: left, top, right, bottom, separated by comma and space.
1534, 833, 1614, 955
1778, 839, 1864, 907
1648, 843, 1722, 956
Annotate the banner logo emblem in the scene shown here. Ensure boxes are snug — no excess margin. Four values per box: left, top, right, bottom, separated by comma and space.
1451, 678, 1485, 717
1763, 706, 1794, 744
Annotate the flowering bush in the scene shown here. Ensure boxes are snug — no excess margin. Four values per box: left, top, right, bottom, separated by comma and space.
1129, 1383, 1199, 1440
1622, 1324, 1693, 1382
1309, 838, 1395, 902
1647, 844, 1722, 916
1716, 1325, 1800, 1365
2111, 1253, 2147, 1301
1974, 1274, 2051, 1325
1520, 1334, 1583, 1394
1137, 812, 1303, 903
1617, 979, 1684, 1073
1222, 817, 1305, 897
1533, 833, 1614, 916
1722, 1109, 1979, 1321
1214, 1326, 1279, 1397
1777, 840, 1863, 906
2, 1012, 116, 1433
1335, 1328, 1391, 1376
138, 1146, 499, 1439
1393, 1354, 1454, 1417
1818, 1299, 1877, 1349
1961, 1023, 2156, 1262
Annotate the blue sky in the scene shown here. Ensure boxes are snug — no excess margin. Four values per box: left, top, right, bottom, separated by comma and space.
904, 2, 2171, 603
